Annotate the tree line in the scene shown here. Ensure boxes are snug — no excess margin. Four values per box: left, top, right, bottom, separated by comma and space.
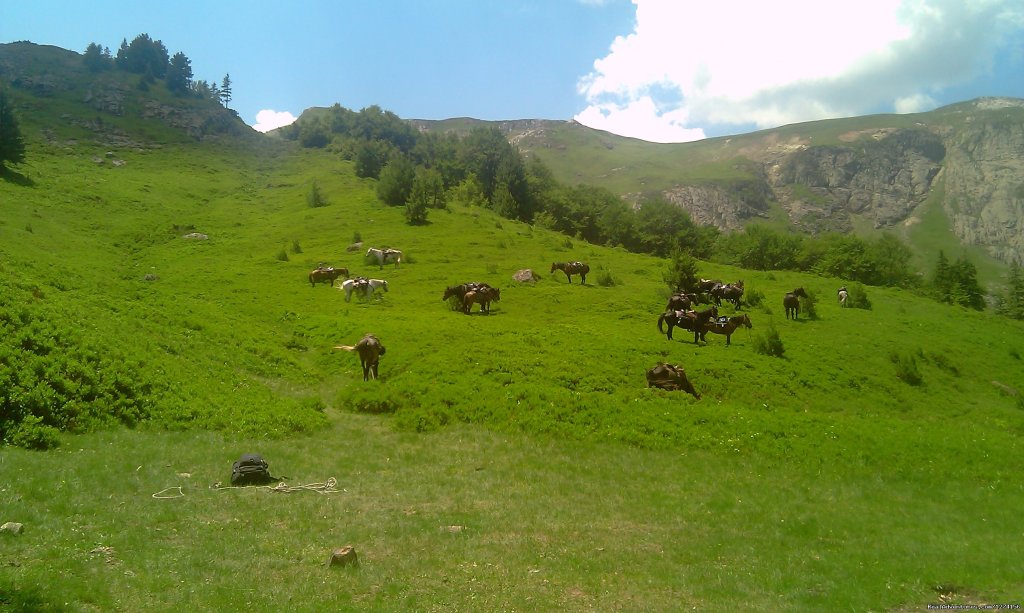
280, 103, 1024, 314
82, 34, 232, 107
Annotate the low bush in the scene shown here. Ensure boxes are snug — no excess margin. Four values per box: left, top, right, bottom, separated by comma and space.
891, 351, 923, 386
753, 325, 786, 357
847, 283, 872, 309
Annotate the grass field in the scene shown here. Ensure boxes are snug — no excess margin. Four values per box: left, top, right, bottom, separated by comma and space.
3, 95, 1024, 610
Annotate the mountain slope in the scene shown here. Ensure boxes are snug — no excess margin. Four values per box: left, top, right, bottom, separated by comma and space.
3, 39, 1024, 611
414, 99, 1024, 274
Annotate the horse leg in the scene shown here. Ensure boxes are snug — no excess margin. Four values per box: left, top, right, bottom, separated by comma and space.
580, 273, 586, 285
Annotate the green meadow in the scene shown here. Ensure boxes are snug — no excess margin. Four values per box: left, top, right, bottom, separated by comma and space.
3, 118, 1024, 610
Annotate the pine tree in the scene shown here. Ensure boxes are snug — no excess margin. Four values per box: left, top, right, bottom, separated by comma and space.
165, 52, 193, 95
0, 88, 26, 170
219, 74, 232, 107
83, 42, 109, 72
663, 248, 700, 293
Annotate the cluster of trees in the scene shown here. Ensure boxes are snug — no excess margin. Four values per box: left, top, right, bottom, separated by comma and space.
996, 264, 1024, 319
83, 34, 231, 106
929, 251, 986, 310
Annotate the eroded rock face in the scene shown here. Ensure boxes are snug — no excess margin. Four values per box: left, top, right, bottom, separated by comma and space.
641, 100, 1024, 265
941, 117, 1024, 265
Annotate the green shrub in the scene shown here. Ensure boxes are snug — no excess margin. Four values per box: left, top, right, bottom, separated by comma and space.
801, 290, 818, 319
275, 249, 289, 262
846, 283, 871, 309
307, 179, 327, 208
7, 415, 61, 450
744, 287, 765, 308
753, 325, 785, 357
891, 351, 923, 386
290, 239, 302, 254
596, 269, 617, 287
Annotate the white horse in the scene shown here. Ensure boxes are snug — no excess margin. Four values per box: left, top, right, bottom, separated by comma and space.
838, 287, 849, 308
366, 247, 401, 269
341, 278, 389, 302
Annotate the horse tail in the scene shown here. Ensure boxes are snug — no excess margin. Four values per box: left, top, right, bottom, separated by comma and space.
658, 313, 666, 333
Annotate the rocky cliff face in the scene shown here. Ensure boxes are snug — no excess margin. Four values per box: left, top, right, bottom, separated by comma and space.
649, 99, 1024, 265
938, 100, 1024, 265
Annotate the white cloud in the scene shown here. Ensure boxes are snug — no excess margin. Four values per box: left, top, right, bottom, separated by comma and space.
576, 0, 1024, 142
252, 109, 297, 133
575, 96, 706, 143
894, 93, 938, 114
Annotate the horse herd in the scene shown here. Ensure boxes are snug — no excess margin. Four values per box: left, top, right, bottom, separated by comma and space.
314, 252, 845, 394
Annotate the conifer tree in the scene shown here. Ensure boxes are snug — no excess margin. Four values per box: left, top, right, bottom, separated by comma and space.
165, 52, 193, 95
219, 74, 232, 107
0, 88, 26, 170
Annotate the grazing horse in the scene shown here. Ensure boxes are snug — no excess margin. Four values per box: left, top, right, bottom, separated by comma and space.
463, 286, 501, 314
366, 247, 402, 269
551, 261, 590, 284
711, 281, 745, 308
308, 266, 349, 287
646, 363, 700, 399
838, 286, 849, 307
696, 278, 722, 293
334, 333, 386, 381
784, 287, 809, 320
657, 306, 719, 343
703, 313, 752, 346
443, 282, 491, 310
342, 278, 388, 302
666, 292, 699, 311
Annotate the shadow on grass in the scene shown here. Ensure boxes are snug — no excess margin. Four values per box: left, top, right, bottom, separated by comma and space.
0, 166, 34, 186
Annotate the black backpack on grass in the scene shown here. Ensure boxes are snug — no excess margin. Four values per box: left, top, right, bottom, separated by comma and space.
230, 453, 278, 486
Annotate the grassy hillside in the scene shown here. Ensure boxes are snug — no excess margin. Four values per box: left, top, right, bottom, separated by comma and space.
3, 64, 1024, 608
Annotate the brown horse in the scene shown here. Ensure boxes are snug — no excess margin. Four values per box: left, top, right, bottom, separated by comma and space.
309, 266, 349, 287
551, 261, 589, 284
463, 286, 501, 314
334, 334, 386, 381
646, 363, 700, 399
443, 282, 491, 310
711, 281, 744, 308
703, 313, 752, 346
657, 306, 718, 343
784, 287, 809, 320
666, 292, 699, 311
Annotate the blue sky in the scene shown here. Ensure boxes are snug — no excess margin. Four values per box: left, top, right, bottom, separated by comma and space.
4, 0, 1023, 142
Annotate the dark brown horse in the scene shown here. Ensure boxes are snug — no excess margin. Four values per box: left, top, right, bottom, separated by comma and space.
666, 292, 699, 311
784, 287, 809, 320
703, 313, 752, 346
696, 278, 722, 293
309, 266, 349, 287
657, 306, 718, 343
443, 282, 491, 310
646, 363, 700, 399
463, 286, 501, 314
711, 281, 744, 308
334, 333, 386, 381
551, 261, 589, 284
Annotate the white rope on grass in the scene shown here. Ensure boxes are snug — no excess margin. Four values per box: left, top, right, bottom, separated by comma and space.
152, 487, 185, 499
209, 477, 341, 495
154, 478, 341, 498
